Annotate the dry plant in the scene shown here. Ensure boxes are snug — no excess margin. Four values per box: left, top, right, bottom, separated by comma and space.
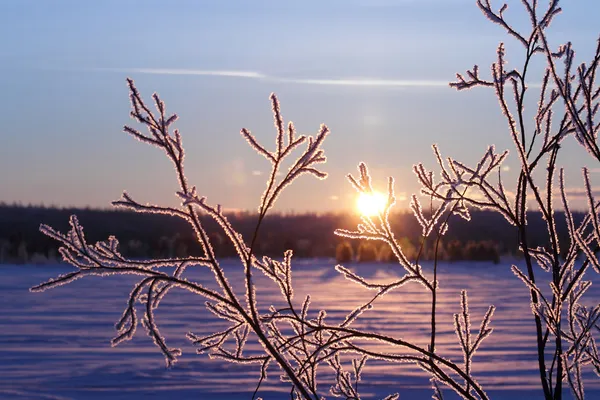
431, 1, 600, 399
32, 1, 599, 399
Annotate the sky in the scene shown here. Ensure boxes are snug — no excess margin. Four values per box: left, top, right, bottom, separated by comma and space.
1, 0, 599, 213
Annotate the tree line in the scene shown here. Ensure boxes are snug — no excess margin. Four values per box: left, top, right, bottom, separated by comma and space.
0, 203, 580, 264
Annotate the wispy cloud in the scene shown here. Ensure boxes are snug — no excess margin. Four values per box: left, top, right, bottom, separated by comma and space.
560, 187, 600, 199
91, 67, 452, 88
98, 68, 266, 79
274, 77, 449, 87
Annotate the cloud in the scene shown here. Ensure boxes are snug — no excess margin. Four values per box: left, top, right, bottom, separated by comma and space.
274, 77, 450, 87
92, 67, 453, 88
102, 68, 266, 79
560, 187, 600, 199
330, 195, 339, 201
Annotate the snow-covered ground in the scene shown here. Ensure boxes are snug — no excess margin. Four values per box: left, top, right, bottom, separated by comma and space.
1, 259, 598, 399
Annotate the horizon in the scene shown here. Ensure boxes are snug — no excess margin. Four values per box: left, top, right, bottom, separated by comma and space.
2, 0, 600, 212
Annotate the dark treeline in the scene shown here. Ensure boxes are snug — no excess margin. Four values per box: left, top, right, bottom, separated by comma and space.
0, 204, 580, 264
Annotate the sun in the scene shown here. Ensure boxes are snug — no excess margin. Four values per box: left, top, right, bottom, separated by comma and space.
356, 191, 387, 217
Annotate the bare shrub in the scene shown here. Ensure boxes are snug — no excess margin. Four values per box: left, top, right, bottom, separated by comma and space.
32, 1, 599, 399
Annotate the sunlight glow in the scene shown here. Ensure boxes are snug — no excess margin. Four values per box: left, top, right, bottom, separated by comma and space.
357, 191, 387, 217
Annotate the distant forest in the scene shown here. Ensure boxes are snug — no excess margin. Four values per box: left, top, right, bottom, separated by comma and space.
0, 204, 582, 264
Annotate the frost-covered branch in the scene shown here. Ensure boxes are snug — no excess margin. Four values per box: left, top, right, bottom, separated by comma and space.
34, 82, 334, 400
30, 1, 600, 399
446, 1, 600, 398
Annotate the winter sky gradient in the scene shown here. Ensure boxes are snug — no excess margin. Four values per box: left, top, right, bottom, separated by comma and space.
1, 0, 599, 211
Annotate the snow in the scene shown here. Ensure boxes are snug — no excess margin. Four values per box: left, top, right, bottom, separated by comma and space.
1, 259, 598, 399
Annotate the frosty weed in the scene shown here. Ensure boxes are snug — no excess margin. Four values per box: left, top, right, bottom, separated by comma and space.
34, 1, 600, 399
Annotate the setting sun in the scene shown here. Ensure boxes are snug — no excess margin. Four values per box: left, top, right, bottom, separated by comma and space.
356, 191, 387, 216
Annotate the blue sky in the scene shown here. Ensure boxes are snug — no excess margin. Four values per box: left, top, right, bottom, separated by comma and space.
1, 0, 599, 212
